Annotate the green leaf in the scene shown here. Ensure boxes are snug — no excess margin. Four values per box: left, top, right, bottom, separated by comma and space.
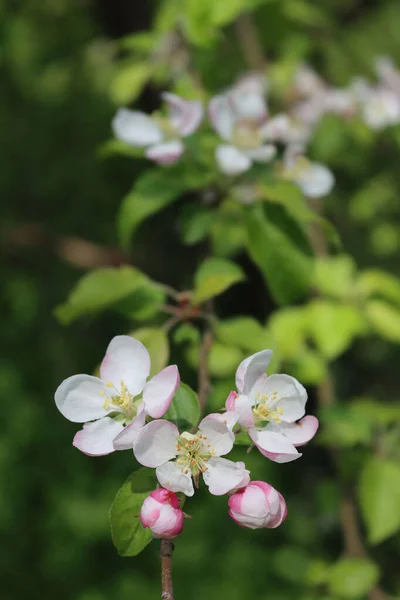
327, 558, 379, 598
115, 285, 165, 321
268, 307, 308, 359
118, 167, 202, 248
130, 328, 169, 377
192, 258, 245, 305
234, 431, 252, 446
164, 383, 201, 430
216, 317, 270, 353
358, 269, 400, 305
208, 342, 244, 378
260, 179, 318, 224
313, 255, 357, 300
291, 348, 327, 385
109, 468, 156, 557
350, 397, 400, 426
366, 299, 400, 342
245, 203, 313, 304
358, 457, 400, 544
55, 266, 160, 325
179, 204, 214, 246
319, 405, 372, 448
173, 323, 201, 346
307, 300, 366, 359
110, 62, 152, 105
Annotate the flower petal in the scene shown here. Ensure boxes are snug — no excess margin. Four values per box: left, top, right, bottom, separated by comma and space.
203, 457, 249, 496
145, 141, 184, 165
100, 335, 150, 397
209, 94, 235, 140
134, 420, 179, 468
112, 108, 163, 147
156, 461, 194, 497
230, 90, 267, 122
73, 417, 124, 456
162, 92, 203, 136
113, 407, 146, 451
245, 144, 276, 163
249, 428, 301, 463
294, 162, 335, 198
276, 415, 319, 446
198, 415, 235, 456
142, 365, 180, 419
260, 114, 291, 141
229, 394, 254, 428
150, 503, 185, 538
255, 373, 307, 422
235, 349, 273, 394
215, 144, 251, 176
55, 374, 110, 423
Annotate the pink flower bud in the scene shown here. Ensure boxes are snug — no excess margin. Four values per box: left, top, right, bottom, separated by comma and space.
140, 488, 184, 539
228, 481, 287, 530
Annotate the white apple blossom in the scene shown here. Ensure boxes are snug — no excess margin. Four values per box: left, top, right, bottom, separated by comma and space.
226, 350, 318, 463
134, 414, 249, 497
352, 73, 400, 131
281, 145, 335, 198
55, 335, 179, 456
228, 480, 287, 529
112, 93, 203, 165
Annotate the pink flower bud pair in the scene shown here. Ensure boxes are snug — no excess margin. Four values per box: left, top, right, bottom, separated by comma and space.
228, 481, 287, 529
140, 489, 184, 539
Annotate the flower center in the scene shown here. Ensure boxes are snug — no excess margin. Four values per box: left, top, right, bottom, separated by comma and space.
100, 380, 140, 421
252, 391, 284, 426
152, 114, 179, 139
175, 432, 215, 476
232, 119, 262, 149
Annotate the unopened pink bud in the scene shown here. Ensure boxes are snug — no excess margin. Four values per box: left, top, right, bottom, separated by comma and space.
140, 489, 184, 539
228, 481, 287, 530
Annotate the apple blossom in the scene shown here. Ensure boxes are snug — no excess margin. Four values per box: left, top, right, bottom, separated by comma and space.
112, 93, 203, 165
281, 145, 334, 198
134, 414, 248, 497
140, 488, 184, 539
55, 335, 180, 456
226, 349, 318, 463
228, 481, 287, 529
209, 77, 276, 176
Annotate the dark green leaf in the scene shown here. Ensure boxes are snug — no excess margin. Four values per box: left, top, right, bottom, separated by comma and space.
164, 383, 201, 430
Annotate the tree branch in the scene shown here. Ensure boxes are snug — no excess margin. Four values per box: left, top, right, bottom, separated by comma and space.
234, 13, 266, 72
160, 539, 175, 600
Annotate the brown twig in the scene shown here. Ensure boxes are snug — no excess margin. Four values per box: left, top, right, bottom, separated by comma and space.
234, 13, 266, 72
160, 539, 175, 600
197, 301, 215, 412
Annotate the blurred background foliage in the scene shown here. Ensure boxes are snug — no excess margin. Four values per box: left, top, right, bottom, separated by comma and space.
1, 0, 400, 599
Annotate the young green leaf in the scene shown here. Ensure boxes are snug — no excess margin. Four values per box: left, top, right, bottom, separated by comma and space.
193, 258, 245, 304
130, 327, 169, 377
366, 299, 400, 342
109, 468, 156, 557
327, 557, 380, 598
164, 383, 201, 430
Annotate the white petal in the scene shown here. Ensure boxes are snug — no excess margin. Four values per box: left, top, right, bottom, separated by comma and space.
215, 145, 252, 175
230, 394, 254, 428
240, 483, 269, 518
145, 141, 184, 165
235, 349, 273, 394
245, 144, 276, 163
113, 407, 146, 450
294, 162, 335, 198
230, 91, 267, 122
112, 108, 163, 147
55, 374, 110, 423
260, 114, 291, 141
209, 94, 235, 140
256, 373, 307, 422
73, 417, 124, 456
235, 73, 267, 96
250, 428, 301, 463
203, 457, 248, 495
162, 92, 203, 136
100, 335, 150, 397
275, 415, 319, 447
142, 365, 180, 419
156, 461, 194, 497
134, 420, 178, 468
198, 415, 235, 456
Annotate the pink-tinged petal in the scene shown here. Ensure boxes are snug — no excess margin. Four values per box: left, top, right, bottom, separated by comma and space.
249, 428, 301, 463
277, 415, 319, 446
156, 461, 194, 497
230, 90, 267, 122
229, 461, 251, 493
149, 488, 180, 509
134, 420, 179, 468
228, 481, 287, 529
260, 114, 291, 141
140, 496, 161, 528
100, 335, 150, 397
200, 411, 237, 432
150, 503, 184, 539
73, 417, 124, 456
113, 407, 146, 451
209, 94, 235, 140
241, 482, 269, 518
255, 374, 307, 422
112, 108, 163, 147
203, 457, 249, 496
142, 365, 180, 419
55, 374, 110, 423
225, 390, 239, 411
162, 92, 203, 136
145, 141, 184, 165
235, 73, 267, 96
235, 349, 273, 395
245, 144, 276, 163
198, 416, 235, 456
294, 162, 335, 198
294, 65, 324, 98
267, 491, 288, 528
215, 144, 251, 176
230, 394, 254, 428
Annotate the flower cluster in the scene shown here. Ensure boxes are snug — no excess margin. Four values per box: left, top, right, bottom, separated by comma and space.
111, 57, 400, 200
55, 335, 318, 539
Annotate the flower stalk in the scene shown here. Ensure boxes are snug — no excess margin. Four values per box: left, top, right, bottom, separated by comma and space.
160, 539, 175, 600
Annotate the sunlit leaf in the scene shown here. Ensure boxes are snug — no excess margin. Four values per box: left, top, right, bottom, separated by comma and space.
193, 258, 245, 304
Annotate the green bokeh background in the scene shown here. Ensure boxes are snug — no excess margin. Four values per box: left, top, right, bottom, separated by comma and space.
2, 1, 400, 599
